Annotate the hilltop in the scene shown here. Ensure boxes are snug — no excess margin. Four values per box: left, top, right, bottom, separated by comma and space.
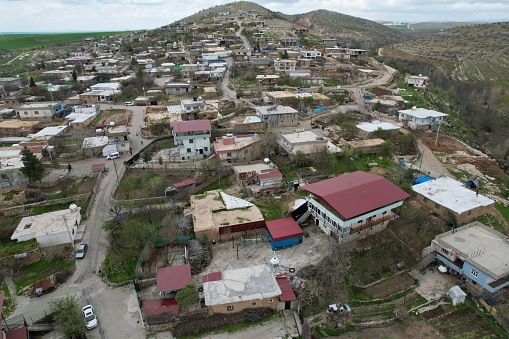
384, 22, 509, 86
282, 9, 406, 46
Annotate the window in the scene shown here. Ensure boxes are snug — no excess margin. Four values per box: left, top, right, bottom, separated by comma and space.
227, 152, 232, 157
227, 305, 234, 311
34, 111, 39, 115
412, 192, 417, 197
189, 139, 193, 143
423, 197, 428, 203
24, 112, 28, 115
252, 302, 256, 306
187, 148, 191, 153
269, 299, 273, 303
435, 203, 440, 210
470, 269, 478, 278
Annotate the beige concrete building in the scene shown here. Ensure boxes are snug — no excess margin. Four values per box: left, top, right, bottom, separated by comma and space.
213, 134, 261, 165
203, 265, 281, 314
189, 190, 265, 243
0, 120, 42, 137
346, 138, 385, 155
412, 177, 494, 225
279, 130, 327, 155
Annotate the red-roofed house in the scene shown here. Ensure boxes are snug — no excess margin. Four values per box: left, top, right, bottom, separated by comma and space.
173, 178, 197, 189
213, 134, 261, 165
156, 264, 192, 294
275, 275, 298, 310
303, 171, 409, 243
266, 217, 304, 250
0, 293, 29, 339
170, 120, 212, 160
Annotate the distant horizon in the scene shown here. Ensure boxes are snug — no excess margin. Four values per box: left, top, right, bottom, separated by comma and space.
1, 0, 507, 33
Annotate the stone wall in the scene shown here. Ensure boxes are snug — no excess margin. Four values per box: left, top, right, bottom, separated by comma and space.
0, 193, 91, 217
0, 247, 40, 270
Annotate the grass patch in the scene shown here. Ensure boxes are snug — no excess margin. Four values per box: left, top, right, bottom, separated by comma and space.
253, 199, 286, 221
103, 253, 137, 283
1, 282, 15, 316
0, 238, 38, 257
405, 293, 428, 310
475, 213, 505, 231
197, 178, 232, 193
14, 257, 75, 294
2, 189, 21, 201
0, 32, 129, 50
495, 202, 509, 222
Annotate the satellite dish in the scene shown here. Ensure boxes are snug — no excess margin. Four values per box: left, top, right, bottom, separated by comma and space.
264, 158, 270, 163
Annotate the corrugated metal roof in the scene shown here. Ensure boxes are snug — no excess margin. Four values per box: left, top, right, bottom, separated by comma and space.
174, 178, 197, 188
276, 276, 297, 302
143, 298, 179, 315
202, 272, 222, 283
171, 120, 211, 133
266, 217, 304, 242
303, 171, 409, 220
156, 264, 192, 293
259, 170, 282, 180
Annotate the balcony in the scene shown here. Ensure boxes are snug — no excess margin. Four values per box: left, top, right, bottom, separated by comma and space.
350, 212, 397, 234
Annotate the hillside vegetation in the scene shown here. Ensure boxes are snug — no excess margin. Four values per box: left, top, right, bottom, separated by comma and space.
283, 9, 406, 46
0, 31, 128, 50
386, 22, 509, 86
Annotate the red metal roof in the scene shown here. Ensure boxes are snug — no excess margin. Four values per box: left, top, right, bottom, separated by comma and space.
156, 264, 192, 293
171, 120, 211, 133
91, 163, 106, 170
276, 276, 297, 302
143, 298, 179, 315
5, 326, 28, 339
202, 272, 222, 283
303, 171, 409, 220
173, 178, 197, 188
266, 217, 304, 242
259, 170, 282, 180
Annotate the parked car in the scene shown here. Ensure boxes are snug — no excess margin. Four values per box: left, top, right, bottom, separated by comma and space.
76, 243, 88, 259
125, 101, 134, 106
106, 152, 120, 160
82, 305, 98, 329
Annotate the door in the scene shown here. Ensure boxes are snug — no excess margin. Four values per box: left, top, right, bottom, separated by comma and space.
285, 301, 291, 310
199, 149, 204, 154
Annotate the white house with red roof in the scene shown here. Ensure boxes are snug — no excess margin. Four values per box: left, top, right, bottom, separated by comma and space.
303, 171, 409, 242
170, 120, 212, 160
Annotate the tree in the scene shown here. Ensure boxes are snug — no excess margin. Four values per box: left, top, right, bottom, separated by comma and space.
49, 295, 85, 338
157, 156, 163, 166
380, 140, 394, 158
72, 69, 78, 82
29, 76, 36, 87
281, 50, 289, 59
19, 147, 45, 183
175, 284, 198, 310
142, 151, 152, 164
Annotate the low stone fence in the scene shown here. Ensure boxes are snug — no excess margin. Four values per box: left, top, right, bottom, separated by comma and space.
0, 247, 40, 270
0, 193, 91, 217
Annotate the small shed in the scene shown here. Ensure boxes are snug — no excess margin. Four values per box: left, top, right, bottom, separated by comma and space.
266, 217, 304, 251
448, 285, 467, 305
156, 264, 192, 295
276, 274, 298, 311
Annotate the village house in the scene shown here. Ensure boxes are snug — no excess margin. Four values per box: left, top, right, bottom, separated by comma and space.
0, 146, 42, 187
303, 171, 409, 243
398, 107, 448, 130
213, 133, 261, 165
190, 190, 265, 243
202, 265, 282, 314
105, 124, 130, 154
256, 74, 279, 84
0, 120, 42, 137
255, 105, 299, 128
299, 50, 322, 59
405, 74, 429, 89
11, 204, 81, 249
423, 221, 509, 293
266, 217, 304, 251
79, 90, 120, 104
411, 176, 494, 225
164, 82, 194, 95
65, 105, 99, 130
355, 121, 401, 139
231, 160, 283, 195
17, 102, 63, 121
156, 264, 192, 295
280, 37, 298, 47
279, 130, 328, 155
346, 138, 385, 155
274, 59, 297, 73
0, 77, 23, 91
170, 120, 211, 160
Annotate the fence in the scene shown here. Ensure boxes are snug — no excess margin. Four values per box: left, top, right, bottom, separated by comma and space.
0, 193, 91, 217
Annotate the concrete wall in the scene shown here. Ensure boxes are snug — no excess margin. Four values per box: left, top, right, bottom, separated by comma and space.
208, 297, 278, 314
0, 247, 40, 269
412, 192, 493, 225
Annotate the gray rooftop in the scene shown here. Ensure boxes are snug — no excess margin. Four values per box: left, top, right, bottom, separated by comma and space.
434, 222, 509, 279
203, 265, 281, 306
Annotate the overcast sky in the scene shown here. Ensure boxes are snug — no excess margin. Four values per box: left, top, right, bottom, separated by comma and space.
1, 0, 508, 32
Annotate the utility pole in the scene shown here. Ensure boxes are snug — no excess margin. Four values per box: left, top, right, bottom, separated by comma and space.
434, 119, 442, 145
112, 159, 119, 182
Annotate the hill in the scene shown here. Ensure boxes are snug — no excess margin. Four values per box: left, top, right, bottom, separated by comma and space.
384, 22, 509, 86
282, 9, 406, 46
180, 1, 276, 23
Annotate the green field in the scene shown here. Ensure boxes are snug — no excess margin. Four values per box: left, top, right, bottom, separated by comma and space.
0, 31, 128, 50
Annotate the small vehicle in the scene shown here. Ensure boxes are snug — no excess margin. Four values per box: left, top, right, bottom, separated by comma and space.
76, 243, 88, 259
125, 101, 134, 106
106, 152, 120, 160
82, 305, 98, 329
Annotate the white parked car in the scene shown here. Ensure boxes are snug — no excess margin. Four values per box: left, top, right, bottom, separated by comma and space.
82, 305, 98, 330
125, 101, 134, 106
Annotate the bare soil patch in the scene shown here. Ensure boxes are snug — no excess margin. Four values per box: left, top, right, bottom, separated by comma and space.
365, 273, 415, 299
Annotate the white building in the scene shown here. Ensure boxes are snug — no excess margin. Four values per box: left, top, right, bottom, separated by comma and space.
11, 205, 81, 248
398, 107, 448, 130
89, 82, 122, 91
299, 50, 322, 59
18, 102, 63, 121
405, 74, 429, 89
274, 59, 297, 73
170, 120, 212, 160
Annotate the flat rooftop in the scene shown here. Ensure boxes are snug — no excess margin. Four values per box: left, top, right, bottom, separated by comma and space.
232, 162, 273, 175
412, 176, 494, 214
28, 126, 68, 138
18, 102, 60, 109
347, 138, 385, 147
398, 107, 448, 119
434, 222, 509, 279
190, 190, 264, 233
12, 207, 81, 242
213, 134, 260, 153
203, 265, 281, 306
281, 130, 324, 144
0, 120, 41, 129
